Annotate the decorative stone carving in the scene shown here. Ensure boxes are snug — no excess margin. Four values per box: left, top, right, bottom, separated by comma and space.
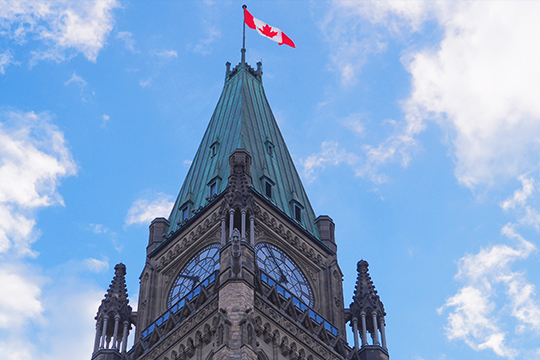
156, 210, 221, 271
231, 228, 242, 277
240, 308, 258, 349
214, 308, 231, 348
255, 206, 326, 270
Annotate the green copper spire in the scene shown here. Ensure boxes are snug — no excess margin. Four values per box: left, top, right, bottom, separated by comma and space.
168, 60, 320, 240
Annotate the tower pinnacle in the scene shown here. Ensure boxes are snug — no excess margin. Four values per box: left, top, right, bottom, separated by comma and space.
91, 263, 135, 360
348, 260, 389, 360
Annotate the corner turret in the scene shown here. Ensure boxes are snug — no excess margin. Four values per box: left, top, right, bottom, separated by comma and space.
91, 263, 136, 360
347, 260, 389, 360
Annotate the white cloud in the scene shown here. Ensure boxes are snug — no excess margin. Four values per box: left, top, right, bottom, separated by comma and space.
302, 141, 361, 181
341, 113, 366, 136
0, 0, 119, 64
155, 49, 178, 58
321, 1, 436, 86
501, 174, 540, 231
84, 258, 109, 273
64, 72, 86, 88
439, 224, 539, 358
125, 193, 174, 226
102, 114, 110, 128
38, 283, 102, 360
0, 51, 18, 74
502, 176, 535, 211
0, 110, 77, 257
402, 2, 540, 189
88, 223, 110, 235
64, 72, 91, 101
0, 263, 43, 329
319, 2, 540, 191
0, 258, 129, 360
117, 31, 137, 53
139, 78, 151, 88
302, 140, 390, 184
189, 26, 221, 56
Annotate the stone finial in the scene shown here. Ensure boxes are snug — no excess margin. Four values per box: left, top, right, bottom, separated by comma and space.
351, 260, 385, 317
92, 263, 134, 358
96, 263, 133, 321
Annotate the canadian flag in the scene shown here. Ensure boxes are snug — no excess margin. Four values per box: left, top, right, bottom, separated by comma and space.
244, 8, 295, 48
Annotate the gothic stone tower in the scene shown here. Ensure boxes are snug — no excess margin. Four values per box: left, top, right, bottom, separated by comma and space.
91, 57, 390, 360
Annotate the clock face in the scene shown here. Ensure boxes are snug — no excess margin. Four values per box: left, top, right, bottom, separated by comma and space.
255, 243, 314, 307
167, 244, 220, 308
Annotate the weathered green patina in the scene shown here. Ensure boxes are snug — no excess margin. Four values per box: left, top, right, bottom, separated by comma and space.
167, 59, 320, 240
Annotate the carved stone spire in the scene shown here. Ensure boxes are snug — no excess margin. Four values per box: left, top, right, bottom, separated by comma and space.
92, 263, 135, 359
97, 263, 132, 319
348, 260, 388, 358
351, 260, 385, 319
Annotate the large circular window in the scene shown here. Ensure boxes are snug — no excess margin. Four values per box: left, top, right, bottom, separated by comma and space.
167, 244, 220, 308
255, 243, 314, 306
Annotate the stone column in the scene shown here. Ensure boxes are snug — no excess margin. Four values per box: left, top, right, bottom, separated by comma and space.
221, 216, 227, 245
249, 215, 255, 246
352, 317, 359, 351
214, 283, 257, 360
229, 209, 235, 238
241, 209, 246, 240
93, 321, 102, 353
372, 312, 380, 345
100, 315, 109, 349
112, 314, 120, 349
360, 312, 367, 346
379, 318, 387, 349
121, 321, 130, 353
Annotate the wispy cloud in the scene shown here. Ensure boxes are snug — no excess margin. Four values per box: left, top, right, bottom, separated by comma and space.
0, 263, 44, 329
0, 0, 119, 65
320, 1, 433, 86
318, 5, 540, 357
0, 51, 18, 74
0, 109, 87, 360
83, 258, 109, 273
402, 2, 540, 189
117, 31, 137, 53
440, 174, 540, 359
439, 224, 538, 359
314, 2, 540, 191
0, 110, 77, 257
139, 78, 151, 88
502, 176, 535, 211
0, 259, 108, 360
188, 26, 221, 56
101, 114, 110, 128
64, 72, 92, 101
341, 113, 366, 136
125, 193, 174, 226
155, 49, 177, 58
302, 141, 362, 182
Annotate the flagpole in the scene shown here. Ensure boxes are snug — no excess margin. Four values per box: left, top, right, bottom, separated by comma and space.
242, 4, 247, 63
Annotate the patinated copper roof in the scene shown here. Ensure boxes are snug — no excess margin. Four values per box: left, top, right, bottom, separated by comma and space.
167, 59, 320, 240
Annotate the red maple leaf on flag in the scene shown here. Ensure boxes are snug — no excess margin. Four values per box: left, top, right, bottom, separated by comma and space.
259, 24, 278, 38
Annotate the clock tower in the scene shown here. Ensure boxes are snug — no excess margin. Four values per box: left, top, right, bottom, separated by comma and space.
91, 56, 390, 360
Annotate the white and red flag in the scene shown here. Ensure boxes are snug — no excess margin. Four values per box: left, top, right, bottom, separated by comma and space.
244, 8, 295, 48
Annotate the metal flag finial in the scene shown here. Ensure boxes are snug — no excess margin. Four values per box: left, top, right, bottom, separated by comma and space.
242, 5, 247, 63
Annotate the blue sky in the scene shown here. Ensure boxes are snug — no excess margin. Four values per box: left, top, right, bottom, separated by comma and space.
0, 1, 539, 360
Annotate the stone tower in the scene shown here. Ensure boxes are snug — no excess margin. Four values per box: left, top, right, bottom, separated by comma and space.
91, 56, 389, 360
